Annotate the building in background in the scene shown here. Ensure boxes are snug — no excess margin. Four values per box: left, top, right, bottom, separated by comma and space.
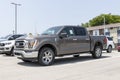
87, 23, 120, 44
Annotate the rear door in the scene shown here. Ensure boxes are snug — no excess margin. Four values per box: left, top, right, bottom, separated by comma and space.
73, 27, 90, 52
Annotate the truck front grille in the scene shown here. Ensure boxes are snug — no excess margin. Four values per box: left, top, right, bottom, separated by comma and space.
15, 41, 25, 48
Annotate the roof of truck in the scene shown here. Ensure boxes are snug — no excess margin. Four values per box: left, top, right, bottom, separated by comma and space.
63, 25, 83, 27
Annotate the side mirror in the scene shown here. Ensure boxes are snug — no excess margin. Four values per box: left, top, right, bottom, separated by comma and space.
59, 33, 67, 38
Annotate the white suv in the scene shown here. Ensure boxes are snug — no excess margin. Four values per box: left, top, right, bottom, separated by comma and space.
104, 36, 115, 53
0, 34, 25, 56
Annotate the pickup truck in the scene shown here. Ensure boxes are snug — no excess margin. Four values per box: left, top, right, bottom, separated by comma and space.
14, 26, 106, 66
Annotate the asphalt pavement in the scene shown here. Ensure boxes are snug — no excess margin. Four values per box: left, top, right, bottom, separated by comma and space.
0, 50, 120, 80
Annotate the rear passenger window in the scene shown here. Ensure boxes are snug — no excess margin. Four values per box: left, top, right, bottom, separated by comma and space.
74, 27, 86, 36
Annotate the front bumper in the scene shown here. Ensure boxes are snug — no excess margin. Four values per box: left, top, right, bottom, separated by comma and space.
0, 46, 12, 53
14, 50, 38, 59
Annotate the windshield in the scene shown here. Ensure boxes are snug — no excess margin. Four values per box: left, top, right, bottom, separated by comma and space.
107, 37, 113, 41
0, 35, 12, 39
42, 27, 61, 35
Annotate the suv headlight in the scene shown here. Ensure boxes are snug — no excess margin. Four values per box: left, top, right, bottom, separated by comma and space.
5, 42, 12, 45
25, 39, 39, 50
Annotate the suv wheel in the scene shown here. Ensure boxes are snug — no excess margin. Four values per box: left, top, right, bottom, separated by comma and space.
107, 46, 112, 53
6, 47, 14, 56
5, 53, 11, 56
92, 46, 102, 58
38, 47, 55, 66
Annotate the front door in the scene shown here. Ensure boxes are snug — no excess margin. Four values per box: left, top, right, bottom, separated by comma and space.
58, 27, 77, 54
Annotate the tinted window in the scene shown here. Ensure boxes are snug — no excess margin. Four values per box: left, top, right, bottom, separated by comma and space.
74, 27, 86, 36
107, 37, 113, 41
10, 35, 24, 40
61, 27, 74, 36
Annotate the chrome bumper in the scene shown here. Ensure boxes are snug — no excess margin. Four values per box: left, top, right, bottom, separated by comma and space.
14, 50, 38, 58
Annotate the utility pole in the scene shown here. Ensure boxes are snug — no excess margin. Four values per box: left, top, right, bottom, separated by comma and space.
103, 16, 106, 35
11, 2, 21, 34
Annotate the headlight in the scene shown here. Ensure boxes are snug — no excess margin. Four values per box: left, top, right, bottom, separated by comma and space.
5, 42, 12, 45
25, 39, 39, 50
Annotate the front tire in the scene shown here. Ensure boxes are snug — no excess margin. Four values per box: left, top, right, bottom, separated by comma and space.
5, 47, 14, 56
107, 46, 112, 53
92, 46, 102, 58
5, 53, 11, 56
38, 47, 55, 66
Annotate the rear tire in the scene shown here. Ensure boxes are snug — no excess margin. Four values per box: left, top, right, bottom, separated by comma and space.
92, 46, 102, 58
107, 46, 112, 53
38, 47, 55, 66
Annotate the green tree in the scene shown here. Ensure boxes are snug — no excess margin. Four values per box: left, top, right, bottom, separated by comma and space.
82, 14, 120, 27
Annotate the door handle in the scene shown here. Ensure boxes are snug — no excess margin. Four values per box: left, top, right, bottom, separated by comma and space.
73, 39, 77, 41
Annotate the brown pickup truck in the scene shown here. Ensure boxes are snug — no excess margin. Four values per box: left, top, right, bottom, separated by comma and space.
14, 26, 106, 66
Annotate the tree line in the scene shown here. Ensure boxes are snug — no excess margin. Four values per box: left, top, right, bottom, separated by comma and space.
81, 14, 120, 27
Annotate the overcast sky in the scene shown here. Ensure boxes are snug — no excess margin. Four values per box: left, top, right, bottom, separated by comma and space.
0, 0, 120, 36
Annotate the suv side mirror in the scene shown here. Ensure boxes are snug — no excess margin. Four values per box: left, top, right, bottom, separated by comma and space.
59, 33, 67, 38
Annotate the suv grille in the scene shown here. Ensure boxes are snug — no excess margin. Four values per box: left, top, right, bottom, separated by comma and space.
15, 41, 25, 48
0, 48, 4, 50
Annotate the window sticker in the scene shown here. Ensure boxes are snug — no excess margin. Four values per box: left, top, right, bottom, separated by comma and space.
69, 30, 73, 34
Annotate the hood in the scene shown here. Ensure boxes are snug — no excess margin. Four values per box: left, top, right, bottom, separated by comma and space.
16, 35, 36, 40
16, 34, 57, 41
0, 39, 7, 42
0, 39, 15, 47
39, 34, 57, 38
1, 40, 14, 43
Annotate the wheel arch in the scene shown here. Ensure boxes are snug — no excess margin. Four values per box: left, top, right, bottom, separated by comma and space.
108, 45, 112, 48
94, 41, 103, 49
38, 44, 57, 56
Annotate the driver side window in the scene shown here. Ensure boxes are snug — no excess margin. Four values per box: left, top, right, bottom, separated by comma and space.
61, 27, 74, 37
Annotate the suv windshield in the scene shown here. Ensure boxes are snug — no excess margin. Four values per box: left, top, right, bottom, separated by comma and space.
42, 27, 61, 35
0, 35, 12, 39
